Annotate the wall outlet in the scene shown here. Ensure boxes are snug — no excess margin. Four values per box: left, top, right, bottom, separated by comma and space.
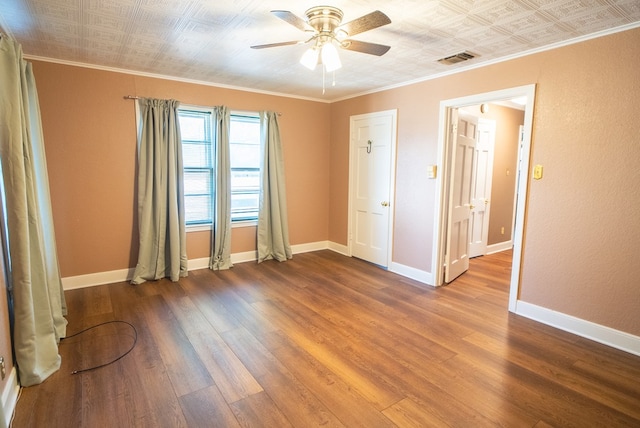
501, 226, 505, 235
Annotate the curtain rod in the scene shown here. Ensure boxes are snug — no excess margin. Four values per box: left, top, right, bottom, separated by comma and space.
124, 95, 281, 116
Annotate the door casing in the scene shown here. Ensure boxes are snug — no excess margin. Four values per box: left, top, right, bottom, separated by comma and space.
433, 85, 536, 312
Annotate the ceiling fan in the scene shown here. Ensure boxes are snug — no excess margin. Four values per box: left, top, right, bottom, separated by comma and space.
251, 6, 391, 72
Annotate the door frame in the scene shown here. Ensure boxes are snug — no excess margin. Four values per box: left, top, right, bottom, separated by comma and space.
432, 85, 536, 312
347, 109, 398, 268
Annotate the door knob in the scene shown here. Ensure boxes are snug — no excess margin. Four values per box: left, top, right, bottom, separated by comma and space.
381, 201, 389, 207
469, 204, 475, 210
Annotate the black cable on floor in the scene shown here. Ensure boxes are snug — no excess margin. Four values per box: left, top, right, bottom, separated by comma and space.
61, 320, 138, 375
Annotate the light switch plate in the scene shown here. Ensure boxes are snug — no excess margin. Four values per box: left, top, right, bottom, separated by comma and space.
533, 164, 543, 180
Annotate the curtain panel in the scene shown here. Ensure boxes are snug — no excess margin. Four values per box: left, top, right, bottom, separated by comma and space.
0, 36, 67, 386
209, 106, 233, 270
131, 98, 188, 284
257, 111, 292, 263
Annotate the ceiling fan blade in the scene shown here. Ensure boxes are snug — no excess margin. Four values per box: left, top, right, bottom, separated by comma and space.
271, 10, 313, 32
337, 10, 391, 37
341, 40, 391, 56
251, 41, 303, 49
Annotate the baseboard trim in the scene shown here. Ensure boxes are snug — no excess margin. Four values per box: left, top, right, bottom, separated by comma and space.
487, 240, 513, 254
2, 367, 19, 428
62, 267, 134, 290
62, 241, 334, 290
389, 261, 433, 286
327, 241, 348, 256
294, 241, 331, 254
515, 301, 640, 357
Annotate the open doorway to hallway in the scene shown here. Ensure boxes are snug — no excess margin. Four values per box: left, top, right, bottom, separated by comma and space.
433, 84, 536, 313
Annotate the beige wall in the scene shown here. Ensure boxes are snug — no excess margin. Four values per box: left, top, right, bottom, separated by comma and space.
329, 27, 640, 336
33, 62, 331, 277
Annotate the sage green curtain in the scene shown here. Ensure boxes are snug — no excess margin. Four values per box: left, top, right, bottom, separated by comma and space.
257, 111, 292, 263
0, 36, 67, 386
210, 106, 233, 270
131, 98, 187, 284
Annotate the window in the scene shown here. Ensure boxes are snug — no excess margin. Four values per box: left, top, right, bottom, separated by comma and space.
178, 107, 261, 226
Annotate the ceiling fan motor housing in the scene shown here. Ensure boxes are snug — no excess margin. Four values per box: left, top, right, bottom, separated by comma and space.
305, 6, 344, 34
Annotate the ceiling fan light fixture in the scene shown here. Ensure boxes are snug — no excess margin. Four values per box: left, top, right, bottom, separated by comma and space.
256, 7, 390, 92
335, 29, 348, 41
321, 42, 341, 72
300, 47, 319, 70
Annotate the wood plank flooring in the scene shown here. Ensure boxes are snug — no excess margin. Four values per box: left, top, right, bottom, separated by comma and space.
11, 250, 640, 427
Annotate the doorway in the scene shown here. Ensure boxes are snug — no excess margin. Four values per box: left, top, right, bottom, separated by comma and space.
433, 85, 536, 312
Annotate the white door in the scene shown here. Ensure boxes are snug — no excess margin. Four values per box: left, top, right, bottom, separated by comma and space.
444, 110, 477, 283
468, 118, 496, 258
350, 110, 397, 267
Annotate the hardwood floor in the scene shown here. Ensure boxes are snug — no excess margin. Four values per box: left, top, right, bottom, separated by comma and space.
11, 250, 640, 427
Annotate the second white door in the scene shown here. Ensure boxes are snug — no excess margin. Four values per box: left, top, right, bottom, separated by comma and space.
468, 118, 496, 258
444, 110, 477, 283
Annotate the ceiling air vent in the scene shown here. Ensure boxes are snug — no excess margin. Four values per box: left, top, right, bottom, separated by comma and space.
437, 51, 477, 65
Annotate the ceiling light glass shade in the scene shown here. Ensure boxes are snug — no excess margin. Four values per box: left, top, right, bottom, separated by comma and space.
335, 29, 348, 41
321, 42, 341, 72
300, 47, 319, 70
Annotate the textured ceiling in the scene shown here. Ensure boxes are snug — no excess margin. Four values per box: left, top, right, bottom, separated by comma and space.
1, 0, 639, 101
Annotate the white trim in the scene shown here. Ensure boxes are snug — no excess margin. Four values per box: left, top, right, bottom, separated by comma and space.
389, 262, 433, 286
508, 87, 536, 313
187, 257, 210, 271
62, 267, 135, 290
515, 301, 640, 357
328, 241, 349, 256
1, 367, 19, 428
62, 240, 334, 289
291, 241, 329, 254
231, 250, 258, 265
486, 241, 513, 255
